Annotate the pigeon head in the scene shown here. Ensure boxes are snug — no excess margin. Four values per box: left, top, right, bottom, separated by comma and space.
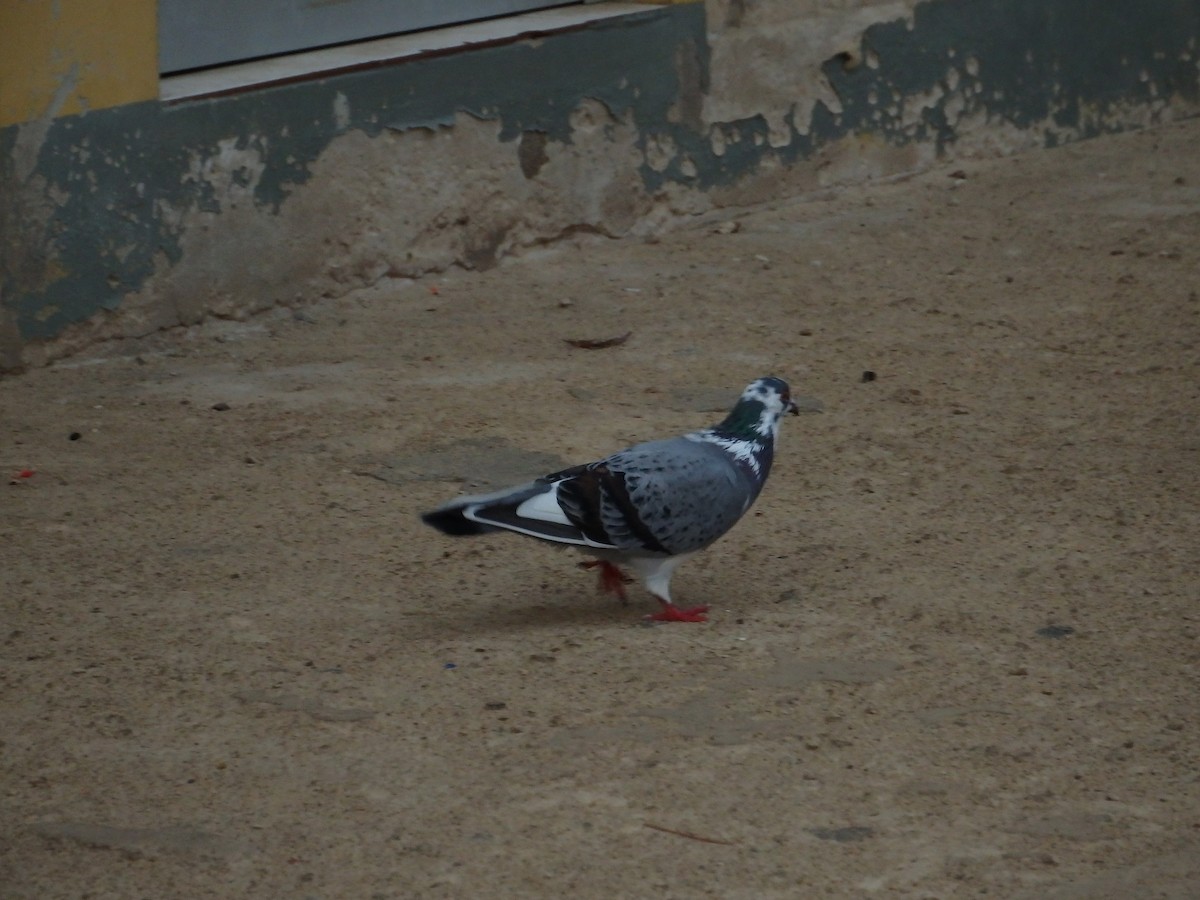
714, 376, 800, 441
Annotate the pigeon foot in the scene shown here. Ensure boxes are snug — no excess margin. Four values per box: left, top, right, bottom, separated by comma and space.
646, 599, 709, 623
579, 560, 632, 603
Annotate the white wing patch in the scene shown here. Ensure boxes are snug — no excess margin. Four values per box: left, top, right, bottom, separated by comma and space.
462, 482, 618, 550
514, 487, 572, 525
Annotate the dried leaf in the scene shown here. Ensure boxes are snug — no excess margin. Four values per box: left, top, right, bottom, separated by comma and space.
564, 331, 632, 350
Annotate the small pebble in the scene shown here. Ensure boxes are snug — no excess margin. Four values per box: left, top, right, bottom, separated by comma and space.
211, 402, 231, 412
861, 371, 877, 383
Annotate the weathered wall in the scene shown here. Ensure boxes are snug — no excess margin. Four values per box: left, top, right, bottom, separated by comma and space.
0, 5, 707, 370
2, 0, 1199, 371
0, 0, 157, 128
695, 0, 1200, 199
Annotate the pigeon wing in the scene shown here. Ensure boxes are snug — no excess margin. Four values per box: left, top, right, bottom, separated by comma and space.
556, 438, 759, 556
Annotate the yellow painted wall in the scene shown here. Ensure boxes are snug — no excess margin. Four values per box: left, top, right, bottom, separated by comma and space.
0, 0, 158, 128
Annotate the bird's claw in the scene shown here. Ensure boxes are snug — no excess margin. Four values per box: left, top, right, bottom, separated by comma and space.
580, 560, 632, 603
646, 603, 709, 623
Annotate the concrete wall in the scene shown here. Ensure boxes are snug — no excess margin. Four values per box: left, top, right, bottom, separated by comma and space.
2, 0, 1199, 371
700, 0, 1200, 198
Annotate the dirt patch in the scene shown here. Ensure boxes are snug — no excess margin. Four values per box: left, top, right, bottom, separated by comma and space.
2, 119, 1198, 898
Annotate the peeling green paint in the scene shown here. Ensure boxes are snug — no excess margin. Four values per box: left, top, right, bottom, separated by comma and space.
1, 5, 701, 346
825, 0, 1200, 148
2, 0, 1199, 364
640, 0, 1200, 191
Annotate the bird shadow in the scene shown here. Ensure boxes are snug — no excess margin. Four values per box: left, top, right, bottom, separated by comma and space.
420, 593, 651, 639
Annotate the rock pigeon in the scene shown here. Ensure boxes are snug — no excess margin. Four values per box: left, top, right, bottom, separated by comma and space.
421, 376, 799, 622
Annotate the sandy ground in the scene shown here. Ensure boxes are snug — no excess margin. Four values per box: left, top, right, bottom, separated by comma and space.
3, 119, 1199, 899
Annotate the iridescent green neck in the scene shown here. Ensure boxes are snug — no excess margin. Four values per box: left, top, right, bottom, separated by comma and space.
715, 399, 767, 441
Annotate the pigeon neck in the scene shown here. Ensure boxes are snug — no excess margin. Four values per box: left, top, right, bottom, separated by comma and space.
714, 399, 776, 442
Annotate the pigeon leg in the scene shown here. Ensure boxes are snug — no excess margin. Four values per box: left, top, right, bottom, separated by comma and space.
579, 560, 633, 604
646, 596, 709, 623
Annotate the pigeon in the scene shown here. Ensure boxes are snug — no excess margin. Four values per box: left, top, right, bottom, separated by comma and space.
421, 376, 799, 622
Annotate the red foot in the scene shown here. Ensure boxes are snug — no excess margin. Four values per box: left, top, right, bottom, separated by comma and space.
579, 560, 632, 603
646, 601, 710, 623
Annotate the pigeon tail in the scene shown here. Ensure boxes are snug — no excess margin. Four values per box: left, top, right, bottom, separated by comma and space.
421, 481, 610, 548
420, 506, 499, 536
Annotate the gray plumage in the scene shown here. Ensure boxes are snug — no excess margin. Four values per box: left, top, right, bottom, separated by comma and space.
569, 438, 757, 555
421, 376, 799, 621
